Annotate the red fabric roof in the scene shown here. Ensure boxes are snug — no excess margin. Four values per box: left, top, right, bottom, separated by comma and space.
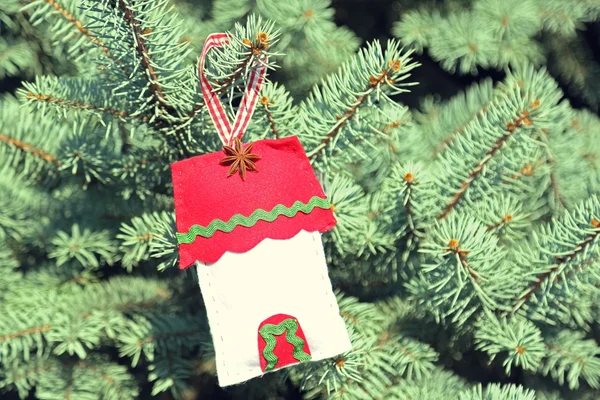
171, 136, 336, 268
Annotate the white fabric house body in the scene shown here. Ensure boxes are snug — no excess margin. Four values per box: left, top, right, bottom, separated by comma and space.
197, 230, 351, 386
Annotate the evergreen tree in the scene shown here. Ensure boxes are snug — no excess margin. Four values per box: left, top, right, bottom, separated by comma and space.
1, 0, 600, 399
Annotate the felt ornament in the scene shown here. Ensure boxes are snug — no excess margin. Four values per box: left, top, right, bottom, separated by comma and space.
171, 33, 351, 387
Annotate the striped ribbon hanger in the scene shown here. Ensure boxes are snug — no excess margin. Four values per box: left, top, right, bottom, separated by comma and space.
199, 33, 267, 146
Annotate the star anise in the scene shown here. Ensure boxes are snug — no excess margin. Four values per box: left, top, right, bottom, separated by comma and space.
219, 138, 261, 180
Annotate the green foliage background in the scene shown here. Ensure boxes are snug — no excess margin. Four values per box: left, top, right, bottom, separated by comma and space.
1, 0, 600, 399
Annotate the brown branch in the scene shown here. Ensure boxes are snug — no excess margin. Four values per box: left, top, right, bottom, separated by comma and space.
437, 129, 514, 219
309, 61, 401, 162
43, 0, 127, 73
0, 133, 61, 166
118, 1, 170, 114
437, 103, 537, 219
486, 215, 512, 232
24, 93, 148, 122
261, 99, 280, 139
0, 325, 52, 342
510, 231, 600, 315
447, 239, 482, 284
113, 1, 192, 157
458, 251, 482, 284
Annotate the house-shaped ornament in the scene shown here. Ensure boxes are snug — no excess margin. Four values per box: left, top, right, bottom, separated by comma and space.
171, 136, 352, 387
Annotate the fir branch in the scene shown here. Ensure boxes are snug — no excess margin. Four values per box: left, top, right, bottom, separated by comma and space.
309, 62, 397, 162
485, 215, 512, 232
116, 0, 170, 116
0, 325, 52, 343
511, 228, 600, 315
301, 40, 418, 168
40, 0, 126, 72
452, 241, 483, 285
261, 97, 280, 139
437, 101, 538, 219
23, 92, 148, 122
0, 132, 60, 166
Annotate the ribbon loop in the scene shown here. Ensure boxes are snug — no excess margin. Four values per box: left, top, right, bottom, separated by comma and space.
199, 33, 267, 146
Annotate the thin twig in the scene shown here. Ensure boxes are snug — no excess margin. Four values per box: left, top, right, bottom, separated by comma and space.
309, 64, 399, 162
0, 133, 61, 166
24, 93, 148, 122
509, 233, 600, 316
437, 102, 538, 219
263, 103, 280, 139
43, 0, 127, 73
0, 325, 52, 342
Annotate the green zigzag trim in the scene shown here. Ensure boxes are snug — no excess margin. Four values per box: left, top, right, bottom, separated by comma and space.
259, 318, 312, 371
176, 196, 331, 244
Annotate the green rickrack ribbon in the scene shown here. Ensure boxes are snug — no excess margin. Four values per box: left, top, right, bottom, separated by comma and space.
259, 318, 312, 371
176, 196, 331, 244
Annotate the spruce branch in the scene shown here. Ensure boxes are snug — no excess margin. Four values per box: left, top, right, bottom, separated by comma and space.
261, 97, 280, 139
184, 17, 282, 126
182, 42, 254, 122
38, 0, 124, 70
115, 0, 170, 115
309, 50, 414, 162
21, 91, 149, 122
0, 95, 66, 180
504, 196, 600, 326
511, 218, 600, 316
542, 330, 600, 389
438, 100, 540, 219
0, 132, 60, 166
301, 39, 418, 167
474, 194, 531, 243
0, 325, 52, 343
310, 74, 382, 161
148, 355, 192, 397
410, 215, 516, 326
475, 312, 546, 375
117, 315, 204, 367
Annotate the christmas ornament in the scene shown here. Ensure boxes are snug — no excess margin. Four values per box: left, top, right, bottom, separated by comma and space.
171, 33, 351, 387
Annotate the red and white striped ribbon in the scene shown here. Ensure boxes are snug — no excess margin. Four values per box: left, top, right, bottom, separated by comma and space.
199, 33, 267, 146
